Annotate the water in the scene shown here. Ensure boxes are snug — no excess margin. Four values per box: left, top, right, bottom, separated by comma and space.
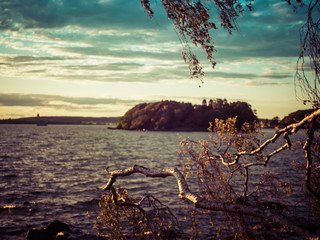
0, 125, 315, 239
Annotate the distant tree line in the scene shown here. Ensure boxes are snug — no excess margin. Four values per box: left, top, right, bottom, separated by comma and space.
117, 99, 257, 131
0, 116, 120, 125
281, 109, 316, 126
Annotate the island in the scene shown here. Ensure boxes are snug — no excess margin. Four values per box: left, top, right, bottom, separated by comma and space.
116, 99, 258, 131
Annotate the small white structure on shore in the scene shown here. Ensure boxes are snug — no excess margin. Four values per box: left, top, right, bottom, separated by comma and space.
36, 114, 47, 126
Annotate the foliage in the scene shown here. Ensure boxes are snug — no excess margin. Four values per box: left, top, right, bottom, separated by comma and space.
178, 117, 294, 238
117, 99, 257, 131
100, 113, 320, 239
282, 108, 315, 125
95, 187, 181, 239
141, 0, 256, 81
141, 0, 320, 106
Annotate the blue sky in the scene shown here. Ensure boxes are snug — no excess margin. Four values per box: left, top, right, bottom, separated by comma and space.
0, 0, 312, 119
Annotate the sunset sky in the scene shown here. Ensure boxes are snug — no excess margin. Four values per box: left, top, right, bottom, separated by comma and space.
0, 0, 312, 119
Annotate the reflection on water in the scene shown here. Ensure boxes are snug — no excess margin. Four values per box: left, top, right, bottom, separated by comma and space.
0, 124, 314, 239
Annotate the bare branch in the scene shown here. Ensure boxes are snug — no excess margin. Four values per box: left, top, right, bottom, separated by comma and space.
234, 109, 320, 164
140, 0, 254, 80
296, 0, 320, 104
100, 165, 172, 191
100, 164, 317, 239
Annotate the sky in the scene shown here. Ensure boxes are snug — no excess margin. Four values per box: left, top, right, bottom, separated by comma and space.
0, 0, 313, 119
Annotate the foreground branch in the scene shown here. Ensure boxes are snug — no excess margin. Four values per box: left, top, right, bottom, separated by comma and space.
99, 110, 320, 239
233, 109, 320, 164
100, 165, 317, 239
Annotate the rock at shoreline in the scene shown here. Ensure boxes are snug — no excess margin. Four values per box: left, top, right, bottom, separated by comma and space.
25, 220, 72, 240
25, 228, 50, 240
46, 220, 71, 236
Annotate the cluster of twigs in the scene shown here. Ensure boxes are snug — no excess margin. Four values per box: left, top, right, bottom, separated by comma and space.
296, 0, 320, 105
140, 0, 254, 80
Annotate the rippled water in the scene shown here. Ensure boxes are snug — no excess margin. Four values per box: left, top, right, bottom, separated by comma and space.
0, 124, 315, 239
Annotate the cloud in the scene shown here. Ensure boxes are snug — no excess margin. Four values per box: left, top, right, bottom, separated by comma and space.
56, 46, 181, 60
2, 55, 77, 63
0, 93, 141, 108
0, 93, 48, 106
0, 0, 167, 31
43, 64, 189, 83
0, 0, 306, 86
205, 71, 258, 80
212, 0, 306, 60
0, 0, 62, 30
203, 69, 292, 87
0, 51, 189, 83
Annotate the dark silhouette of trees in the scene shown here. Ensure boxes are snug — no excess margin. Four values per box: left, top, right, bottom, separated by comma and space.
282, 109, 316, 125
229, 101, 257, 127
270, 116, 280, 126
117, 99, 257, 131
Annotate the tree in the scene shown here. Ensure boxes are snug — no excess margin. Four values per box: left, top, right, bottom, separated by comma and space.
117, 100, 257, 131
98, 112, 320, 239
270, 116, 280, 125
97, 1, 320, 239
282, 109, 315, 126
229, 101, 257, 127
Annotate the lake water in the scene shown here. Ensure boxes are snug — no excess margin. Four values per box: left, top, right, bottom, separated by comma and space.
0, 124, 316, 239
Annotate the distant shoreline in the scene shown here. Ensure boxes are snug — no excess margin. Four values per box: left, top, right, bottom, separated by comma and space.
0, 116, 120, 125
0, 117, 280, 130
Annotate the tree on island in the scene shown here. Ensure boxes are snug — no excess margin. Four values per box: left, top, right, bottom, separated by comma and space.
116, 99, 257, 131
96, 0, 320, 239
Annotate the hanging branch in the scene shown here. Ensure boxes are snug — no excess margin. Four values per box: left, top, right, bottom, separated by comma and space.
140, 0, 254, 80
296, 0, 320, 105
